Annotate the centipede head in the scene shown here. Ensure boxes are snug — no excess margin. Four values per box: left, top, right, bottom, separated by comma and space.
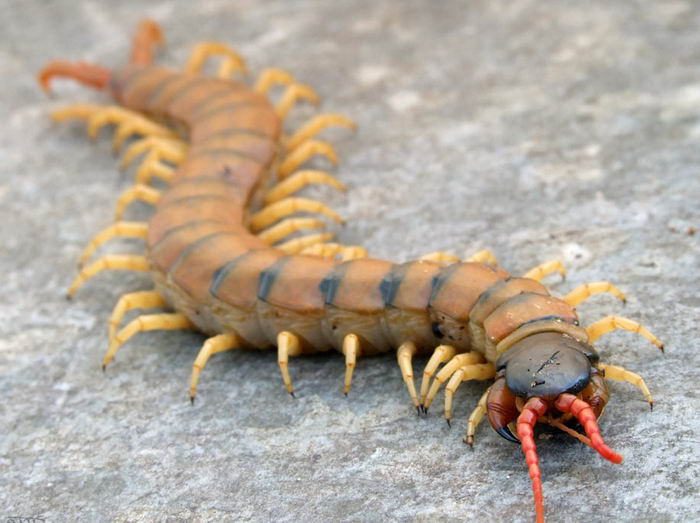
486, 332, 620, 522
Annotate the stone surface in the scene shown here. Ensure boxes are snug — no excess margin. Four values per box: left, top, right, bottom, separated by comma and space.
1, 1, 699, 522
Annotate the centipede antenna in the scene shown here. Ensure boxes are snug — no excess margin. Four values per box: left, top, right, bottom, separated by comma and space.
517, 397, 549, 523
554, 394, 623, 464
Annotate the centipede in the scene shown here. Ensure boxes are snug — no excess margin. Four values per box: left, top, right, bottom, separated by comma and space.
38, 20, 664, 522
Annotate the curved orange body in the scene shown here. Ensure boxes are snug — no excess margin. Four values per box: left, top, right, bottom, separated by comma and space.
39, 20, 664, 523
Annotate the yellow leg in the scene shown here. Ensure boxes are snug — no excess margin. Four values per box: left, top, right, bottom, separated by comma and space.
464, 386, 491, 447
104, 313, 194, 369
338, 246, 369, 261
254, 68, 295, 94
420, 344, 457, 406
189, 333, 240, 402
120, 136, 187, 170
300, 243, 368, 261
423, 352, 485, 411
564, 281, 627, 307
264, 170, 347, 205
78, 221, 148, 268
444, 363, 496, 423
586, 316, 664, 351
523, 259, 567, 281
419, 251, 460, 264
52, 103, 176, 152
278, 140, 338, 178
67, 254, 149, 298
286, 114, 357, 151
108, 290, 167, 344
342, 333, 361, 395
257, 217, 325, 244
184, 41, 247, 77
114, 184, 162, 220
276, 232, 336, 254
397, 341, 420, 410
599, 363, 654, 408
277, 331, 303, 396
249, 197, 344, 232
465, 249, 498, 266
275, 84, 320, 120
134, 150, 175, 185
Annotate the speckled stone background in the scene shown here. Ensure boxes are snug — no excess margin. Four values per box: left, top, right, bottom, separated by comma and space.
1, 1, 699, 522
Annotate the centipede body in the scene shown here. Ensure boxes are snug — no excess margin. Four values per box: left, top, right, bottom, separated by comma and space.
33, 17, 671, 523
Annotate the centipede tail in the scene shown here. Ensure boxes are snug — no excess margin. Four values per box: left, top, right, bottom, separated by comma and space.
40, 20, 665, 522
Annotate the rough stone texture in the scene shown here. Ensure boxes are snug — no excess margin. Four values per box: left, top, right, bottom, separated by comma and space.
2, 1, 699, 522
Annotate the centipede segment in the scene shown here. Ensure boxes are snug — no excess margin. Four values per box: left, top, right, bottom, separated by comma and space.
40, 20, 665, 522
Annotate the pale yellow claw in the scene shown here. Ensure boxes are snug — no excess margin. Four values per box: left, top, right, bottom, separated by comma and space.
254, 68, 295, 94
599, 363, 654, 407
300, 243, 368, 261
464, 386, 491, 446
184, 41, 247, 77
275, 84, 320, 120
134, 150, 175, 185
278, 140, 339, 178
51, 103, 103, 122
523, 259, 567, 282
109, 290, 167, 344
277, 331, 303, 395
419, 251, 461, 264
586, 316, 664, 351
342, 333, 361, 395
564, 281, 627, 307
120, 136, 187, 169
257, 217, 326, 244
67, 254, 150, 298
443, 363, 495, 422
190, 333, 240, 401
286, 114, 357, 151
264, 170, 347, 205
465, 249, 499, 266
249, 197, 344, 232
420, 345, 457, 406
114, 184, 162, 220
78, 222, 148, 268
276, 232, 336, 254
51, 103, 176, 153
397, 342, 419, 409
103, 313, 193, 368
423, 352, 485, 410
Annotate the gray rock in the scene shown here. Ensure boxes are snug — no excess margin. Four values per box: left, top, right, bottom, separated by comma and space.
1, 1, 698, 522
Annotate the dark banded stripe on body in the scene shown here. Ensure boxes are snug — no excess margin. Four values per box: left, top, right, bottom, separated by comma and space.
469, 277, 549, 327
258, 255, 336, 311
379, 260, 443, 310
149, 220, 238, 272
320, 259, 393, 313
429, 262, 510, 322
169, 231, 267, 301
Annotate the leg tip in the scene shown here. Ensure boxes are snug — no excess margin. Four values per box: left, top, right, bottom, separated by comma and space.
102, 364, 107, 372
659, 344, 665, 354
289, 391, 296, 399
649, 401, 654, 411
446, 418, 451, 428
415, 406, 421, 415
190, 395, 195, 406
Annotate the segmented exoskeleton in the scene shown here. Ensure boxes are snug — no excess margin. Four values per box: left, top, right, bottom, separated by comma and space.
39, 20, 664, 522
